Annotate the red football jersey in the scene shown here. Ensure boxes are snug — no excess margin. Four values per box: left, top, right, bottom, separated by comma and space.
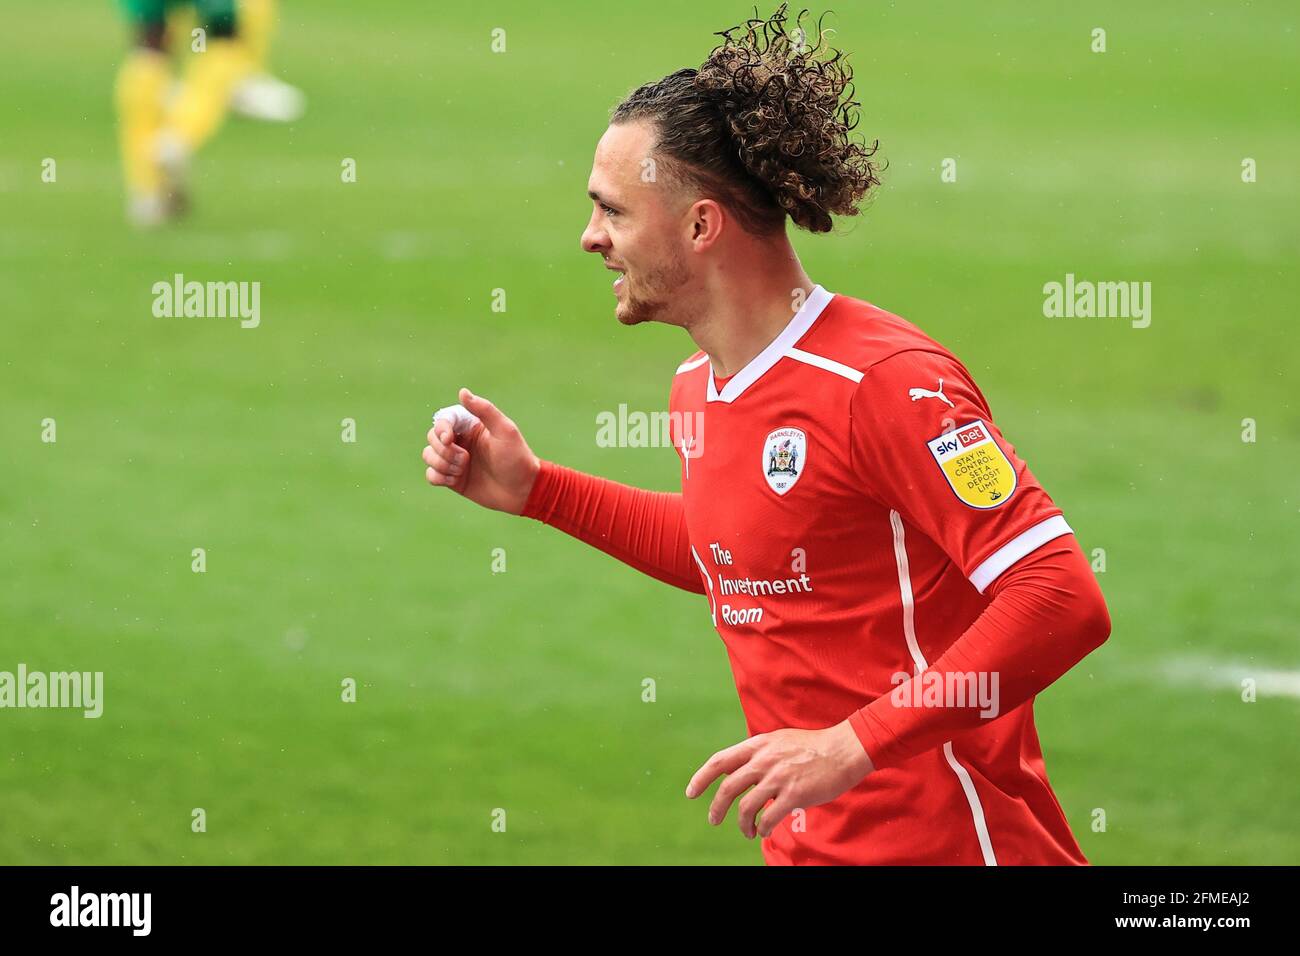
667, 285, 1086, 865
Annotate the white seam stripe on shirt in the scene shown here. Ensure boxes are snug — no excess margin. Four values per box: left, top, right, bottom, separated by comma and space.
690, 545, 717, 627
941, 742, 998, 866
889, 509, 998, 866
785, 347, 865, 383
968, 515, 1073, 594
889, 510, 927, 674
676, 354, 709, 374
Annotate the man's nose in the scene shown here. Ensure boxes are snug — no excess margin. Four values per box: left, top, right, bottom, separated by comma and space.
581, 212, 609, 254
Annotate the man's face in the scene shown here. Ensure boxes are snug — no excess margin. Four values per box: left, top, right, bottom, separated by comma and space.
580, 120, 693, 327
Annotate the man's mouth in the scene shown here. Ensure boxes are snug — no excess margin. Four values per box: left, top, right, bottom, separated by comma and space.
605, 262, 627, 292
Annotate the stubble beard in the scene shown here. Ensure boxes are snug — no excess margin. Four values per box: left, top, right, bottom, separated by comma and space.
616, 250, 691, 328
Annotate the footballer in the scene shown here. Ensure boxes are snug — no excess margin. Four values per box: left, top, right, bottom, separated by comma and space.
425, 4, 1111, 865
114, 0, 304, 226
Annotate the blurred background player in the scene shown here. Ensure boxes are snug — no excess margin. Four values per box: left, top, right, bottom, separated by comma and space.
113, 0, 305, 227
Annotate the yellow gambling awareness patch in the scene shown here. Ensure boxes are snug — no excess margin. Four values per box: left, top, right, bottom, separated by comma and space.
926, 420, 1017, 509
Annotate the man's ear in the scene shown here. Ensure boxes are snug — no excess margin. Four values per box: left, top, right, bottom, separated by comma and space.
688, 198, 726, 251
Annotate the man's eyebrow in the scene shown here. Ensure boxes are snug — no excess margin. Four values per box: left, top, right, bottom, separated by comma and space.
587, 189, 618, 205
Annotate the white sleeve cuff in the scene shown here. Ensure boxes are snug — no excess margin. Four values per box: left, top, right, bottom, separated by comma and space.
969, 515, 1074, 594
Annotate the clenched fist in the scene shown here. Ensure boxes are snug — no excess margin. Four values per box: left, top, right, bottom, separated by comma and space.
424, 387, 541, 515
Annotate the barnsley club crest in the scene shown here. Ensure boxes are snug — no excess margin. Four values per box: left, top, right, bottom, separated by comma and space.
762, 427, 806, 496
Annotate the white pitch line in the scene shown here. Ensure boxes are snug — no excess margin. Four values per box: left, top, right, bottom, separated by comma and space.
379, 232, 426, 261
1160, 656, 1300, 699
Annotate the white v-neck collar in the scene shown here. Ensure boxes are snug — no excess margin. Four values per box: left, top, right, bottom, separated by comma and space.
706, 284, 833, 404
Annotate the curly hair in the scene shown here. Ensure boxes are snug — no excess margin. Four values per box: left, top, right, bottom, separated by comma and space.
611, 3, 880, 235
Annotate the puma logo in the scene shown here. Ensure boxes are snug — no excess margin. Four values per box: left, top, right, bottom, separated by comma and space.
908, 379, 955, 408
680, 436, 696, 479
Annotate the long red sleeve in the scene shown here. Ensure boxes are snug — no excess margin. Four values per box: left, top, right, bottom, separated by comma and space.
847, 535, 1111, 770
520, 459, 705, 595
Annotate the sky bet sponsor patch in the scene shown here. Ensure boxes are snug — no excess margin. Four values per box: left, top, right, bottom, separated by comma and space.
926, 420, 1017, 509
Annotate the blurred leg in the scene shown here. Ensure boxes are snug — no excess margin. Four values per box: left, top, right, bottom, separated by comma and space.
114, 2, 172, 223
161, 1, 251, 157
238, 0, 276, 70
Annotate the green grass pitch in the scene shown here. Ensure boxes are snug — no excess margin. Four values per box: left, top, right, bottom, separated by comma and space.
0, 0, 1296, 863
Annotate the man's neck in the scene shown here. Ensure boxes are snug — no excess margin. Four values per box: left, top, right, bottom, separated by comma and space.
682, 239, 814, 379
